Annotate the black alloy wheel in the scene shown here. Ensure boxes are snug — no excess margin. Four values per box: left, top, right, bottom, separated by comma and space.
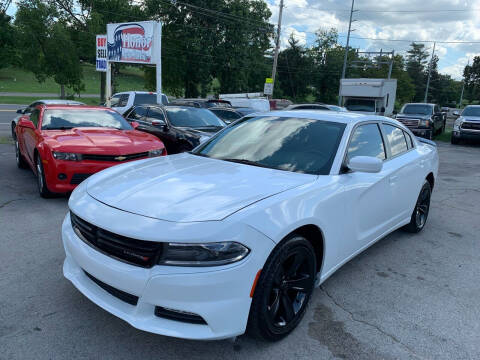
404, 180, 431, 233
15, 139, 27, 169
36, 153, 53, 198
248, 235, 316, 341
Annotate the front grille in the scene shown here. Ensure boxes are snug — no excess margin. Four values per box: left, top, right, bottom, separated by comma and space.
81, 152, 149, 162
397, 118, 420, 127
70, 173, 92, 185
71, 212, 163, 268
461, 122, 480, 131
84, 270, 139, 305
154, 306, 207, 325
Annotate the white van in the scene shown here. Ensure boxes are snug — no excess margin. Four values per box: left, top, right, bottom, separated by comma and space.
219, 93, 270, 113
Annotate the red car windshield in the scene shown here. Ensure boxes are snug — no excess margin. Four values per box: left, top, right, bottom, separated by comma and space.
41, 109, 132, 130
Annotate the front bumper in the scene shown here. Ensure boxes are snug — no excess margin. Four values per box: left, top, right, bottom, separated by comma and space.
406, 127, 433, 138
62, 202, 274, 340
452, 129, 480, 140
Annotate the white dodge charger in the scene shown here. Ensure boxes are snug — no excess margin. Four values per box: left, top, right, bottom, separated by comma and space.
62, 111, 439, 341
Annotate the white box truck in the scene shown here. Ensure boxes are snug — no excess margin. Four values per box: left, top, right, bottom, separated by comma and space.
340, 78, 397, 116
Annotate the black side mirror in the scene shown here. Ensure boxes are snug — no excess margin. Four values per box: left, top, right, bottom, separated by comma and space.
16, 109, 24, 114
380, 107, 386, 113
163, 124, 169, 132
392, 110, 398, 115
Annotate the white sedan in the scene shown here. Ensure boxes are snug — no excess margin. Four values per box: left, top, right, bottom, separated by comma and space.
62, 111, 438, 341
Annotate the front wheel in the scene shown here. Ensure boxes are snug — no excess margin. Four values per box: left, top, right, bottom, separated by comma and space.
247, 235, 317, 341
404, 180, 431, 233
36, 153, 53, 198
451, 135, 460, 145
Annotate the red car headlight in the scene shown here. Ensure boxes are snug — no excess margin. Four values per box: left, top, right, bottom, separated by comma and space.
52, 151, 82, 161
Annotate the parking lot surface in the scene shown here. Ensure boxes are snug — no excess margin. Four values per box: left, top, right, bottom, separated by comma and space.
1, 127, 480, 359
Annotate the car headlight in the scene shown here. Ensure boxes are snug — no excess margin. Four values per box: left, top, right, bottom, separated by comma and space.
158, 241, 250, 266
419, 119, 430, 127
52, 151, 82, 161
454, 117, 464, 131
148, 148, 165, 157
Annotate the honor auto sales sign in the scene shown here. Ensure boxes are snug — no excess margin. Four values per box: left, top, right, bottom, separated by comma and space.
107, 21, 160, 64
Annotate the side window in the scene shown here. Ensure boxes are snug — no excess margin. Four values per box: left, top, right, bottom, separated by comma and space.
128, 106, 148, 120
404, 131, 414, 149
147, 108, 166, 124
30, 109, 40, 128
25, 102, 38, 114
118, 94, 129, 107
383, 124, 409, 157
110, 95, 122, 107
347, 123, 386, 162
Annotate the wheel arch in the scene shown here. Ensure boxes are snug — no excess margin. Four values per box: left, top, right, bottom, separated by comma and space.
426, 172, 435, 190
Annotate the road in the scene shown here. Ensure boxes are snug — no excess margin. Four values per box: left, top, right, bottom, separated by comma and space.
1, 111, 480, 359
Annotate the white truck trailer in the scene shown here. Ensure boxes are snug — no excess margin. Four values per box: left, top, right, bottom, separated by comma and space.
340, 78, 397, 116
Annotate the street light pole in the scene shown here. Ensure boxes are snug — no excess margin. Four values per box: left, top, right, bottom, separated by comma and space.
270, 0, 284, 99
424, 42, 436, 103
339, 0, 355, 106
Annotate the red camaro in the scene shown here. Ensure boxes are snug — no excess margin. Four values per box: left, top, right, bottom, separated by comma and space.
15, 105, 166, 197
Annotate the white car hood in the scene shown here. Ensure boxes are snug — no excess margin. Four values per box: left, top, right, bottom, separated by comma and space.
86, 153, 315, 222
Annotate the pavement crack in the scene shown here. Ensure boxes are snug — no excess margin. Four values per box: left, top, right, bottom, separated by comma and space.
320, 286, 425, 360
0, 198, 26, 209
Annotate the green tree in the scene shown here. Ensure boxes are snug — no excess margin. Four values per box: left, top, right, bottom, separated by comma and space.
463, 56, 480, 102
0, 13, 17, 69
406, 43, 429, 102
15, 0, 84, 97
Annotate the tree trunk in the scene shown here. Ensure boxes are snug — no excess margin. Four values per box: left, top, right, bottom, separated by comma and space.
60, 85, 65, 99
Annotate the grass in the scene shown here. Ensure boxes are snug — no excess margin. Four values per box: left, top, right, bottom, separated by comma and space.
0, 136, 13, 145
434, 128, 452, 143
0, 64, 147, 95
0, 96, 100, 106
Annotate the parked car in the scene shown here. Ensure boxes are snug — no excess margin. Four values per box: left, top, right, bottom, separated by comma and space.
234, 107, 257, 116
110, 91, 169, 115
395, 103, 445, 139
15, 105, 166, 197
219, 95, 270, 112
209, 107, 245, 124
63, 111, 438, 341
11, 99, 84, 139
169, 98, 232, 108
124, 105, 226, 153
451, 105, 480, 144
285, 103, 348, 112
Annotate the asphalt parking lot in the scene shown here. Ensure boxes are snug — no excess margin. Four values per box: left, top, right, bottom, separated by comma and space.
1, 110, 480, 359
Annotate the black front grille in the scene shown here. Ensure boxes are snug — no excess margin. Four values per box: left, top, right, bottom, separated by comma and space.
397, 118, 419, 127
84, 271, 139, 306
71, 212, 163, 268
155, 306, 207, 325
81, 152, 149, 162
70, 173, 93, 185
461, 122, 480, 131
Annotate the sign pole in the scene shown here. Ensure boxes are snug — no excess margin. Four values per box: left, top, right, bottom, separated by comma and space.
156, 23, 162, 105
106, 62, 112, 107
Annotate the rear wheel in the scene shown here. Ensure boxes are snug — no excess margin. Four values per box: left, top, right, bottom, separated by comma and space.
15, 139, 27, 169
36, 153, 53, 198
247, 235, 316, 341
404, 180, 431, 233
451, 135, 460, 145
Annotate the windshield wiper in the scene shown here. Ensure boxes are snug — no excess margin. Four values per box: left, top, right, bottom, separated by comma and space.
44, 126, 74, 130
220, 158, 272, 169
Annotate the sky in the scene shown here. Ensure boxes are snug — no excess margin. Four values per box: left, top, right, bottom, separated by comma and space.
6, 0, 480, 80
267, 0, 480, 80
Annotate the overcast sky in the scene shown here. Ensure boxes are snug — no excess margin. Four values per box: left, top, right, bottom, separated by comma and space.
6, 0, 480, 79
267, 0, 480, 79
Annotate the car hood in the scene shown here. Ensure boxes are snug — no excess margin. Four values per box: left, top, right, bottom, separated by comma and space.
43, 128, 162, 154
462, 116, 480, 122
397, 114, 431, 119
86, 153, 315, 222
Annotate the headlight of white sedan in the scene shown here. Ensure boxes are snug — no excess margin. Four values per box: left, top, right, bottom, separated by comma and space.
159, 241, 250, 266
454, 117, 464, 131
148, 148, 165, 157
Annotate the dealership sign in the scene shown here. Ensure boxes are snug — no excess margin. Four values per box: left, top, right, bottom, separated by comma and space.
96, 35, 107, 72
107, 21, 161, 64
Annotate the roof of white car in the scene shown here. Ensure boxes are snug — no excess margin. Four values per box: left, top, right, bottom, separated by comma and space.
257, 110, 395, 125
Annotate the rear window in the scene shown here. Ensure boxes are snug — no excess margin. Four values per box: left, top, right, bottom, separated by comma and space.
134, 94, 168, 105
344, 99, 375, 112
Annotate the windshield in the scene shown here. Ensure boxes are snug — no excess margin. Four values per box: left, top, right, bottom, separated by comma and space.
344, 99, 375, 112
401, 104, 433, 115
165, 107, 225, 128
193, 116, 346, 175
41, 109, 132, 130
134, 93, 168, 105
461, 107, 480, 117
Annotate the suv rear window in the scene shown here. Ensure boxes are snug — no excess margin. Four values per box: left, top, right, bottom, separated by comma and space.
134, 94, 168, 105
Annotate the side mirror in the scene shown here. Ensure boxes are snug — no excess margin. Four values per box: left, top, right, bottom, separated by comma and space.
392, 110, 398, 115
348, 156, 383, 173
151, 120, 165, 127
380, 107, 386, 113
453, 111, 460, 117
18, 118, 36, 130
16, 108, 24, 114
130, 121, 139, 129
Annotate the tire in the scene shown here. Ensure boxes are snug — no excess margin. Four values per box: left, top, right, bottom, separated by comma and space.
11, 123, 16, 140
451, 135, 460, 145
427, 128, 433, 140
247, 235, 317, 341
35, 153, 53, 198
404, 180, 431, 233
15, 139, 28, 169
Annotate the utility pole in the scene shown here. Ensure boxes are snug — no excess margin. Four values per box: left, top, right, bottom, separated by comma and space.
339, 0, 356, 106
424, 42, 436, 103
270, 0, 284, 99
459, 59, 469, 108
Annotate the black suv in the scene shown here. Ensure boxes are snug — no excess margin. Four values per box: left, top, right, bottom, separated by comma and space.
395, 103, 446, 140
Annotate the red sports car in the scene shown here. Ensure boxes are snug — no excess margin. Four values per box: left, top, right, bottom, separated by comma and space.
15, 105, 166, 197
